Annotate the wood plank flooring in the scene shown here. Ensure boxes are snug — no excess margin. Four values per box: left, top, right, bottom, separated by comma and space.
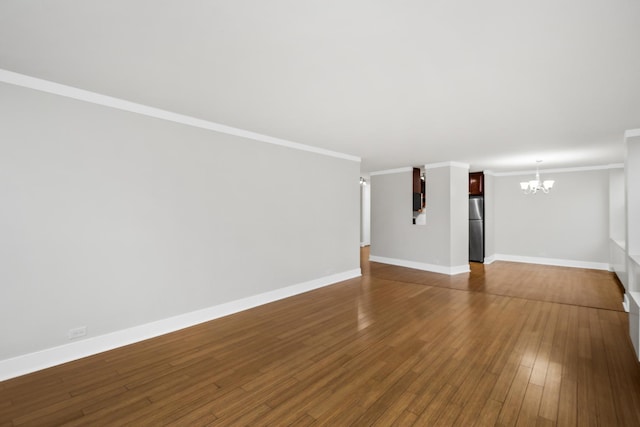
1, 248, 639, 426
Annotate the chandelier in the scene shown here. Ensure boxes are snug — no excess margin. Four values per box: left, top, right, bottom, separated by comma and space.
520, 161, 554, 194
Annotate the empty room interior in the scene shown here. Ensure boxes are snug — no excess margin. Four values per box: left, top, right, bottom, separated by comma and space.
2, 1, 640, 426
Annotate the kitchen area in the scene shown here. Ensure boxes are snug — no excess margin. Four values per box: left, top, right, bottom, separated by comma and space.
469, 172, 485, 263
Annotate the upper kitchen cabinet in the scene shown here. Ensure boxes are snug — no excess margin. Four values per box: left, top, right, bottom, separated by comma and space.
412, 167, 426, 224
469, 172, 484, 195
413, 168, 422, 193
412, 168, 425, 209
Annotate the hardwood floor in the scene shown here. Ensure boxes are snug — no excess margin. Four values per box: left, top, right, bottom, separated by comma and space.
2, 248, 639, 426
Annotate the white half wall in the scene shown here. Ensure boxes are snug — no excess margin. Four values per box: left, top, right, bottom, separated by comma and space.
0, 82, 360, 378
609, 167, 626, 243
360, 176, 371, 246
494, 168, 610, 267
370, 163, 469, 274
625, 130, 640, 360
609, 167, 627, 287
483, 172, 495, 262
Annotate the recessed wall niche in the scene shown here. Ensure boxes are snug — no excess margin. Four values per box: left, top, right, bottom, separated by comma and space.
412, 167, 426, 225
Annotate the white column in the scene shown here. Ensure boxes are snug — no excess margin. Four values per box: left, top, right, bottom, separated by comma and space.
624, 129, 640, 359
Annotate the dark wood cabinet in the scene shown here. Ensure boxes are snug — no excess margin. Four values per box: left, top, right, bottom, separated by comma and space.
469, 172, 484, 195
413, 168, 425, 212
413, 168, 422, 193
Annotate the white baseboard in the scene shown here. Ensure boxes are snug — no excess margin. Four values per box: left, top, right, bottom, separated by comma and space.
483, 255, 496, 264
0, 268, 361, 382
493, 254, 609, 271
369, 255, 470, 275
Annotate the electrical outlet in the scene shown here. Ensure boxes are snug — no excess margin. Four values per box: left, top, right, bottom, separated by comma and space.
68, 326, 87, 340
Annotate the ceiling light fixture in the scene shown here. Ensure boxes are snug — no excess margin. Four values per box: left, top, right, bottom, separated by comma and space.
520, 160, 554, 194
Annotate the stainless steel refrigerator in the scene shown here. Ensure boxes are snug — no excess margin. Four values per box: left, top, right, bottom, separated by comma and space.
469, 196, 484, 262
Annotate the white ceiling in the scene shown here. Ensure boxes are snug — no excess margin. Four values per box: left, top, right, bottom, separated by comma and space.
1, 1, 639, 173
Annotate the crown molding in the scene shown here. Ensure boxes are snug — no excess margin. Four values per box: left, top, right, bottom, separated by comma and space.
492, 163, 623, 177
424, 161, 470, 170
0, 69, 361, 163
370, 167, 413, 176
371, 162, 471, 175
625, 128, 640, 138
607, 163, 625, 169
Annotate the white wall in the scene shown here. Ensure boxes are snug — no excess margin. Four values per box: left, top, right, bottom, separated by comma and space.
494, 168, 610, 268
627, 135, 640, 259
0, 82, 360, 372
449, 166, 470, 267
483, 172, 495, 261
370, 164, 469, 274
624, 131, 640, 360
609, 167, 627, 290
609, 168, 625, 243
360, 176, 371, 246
